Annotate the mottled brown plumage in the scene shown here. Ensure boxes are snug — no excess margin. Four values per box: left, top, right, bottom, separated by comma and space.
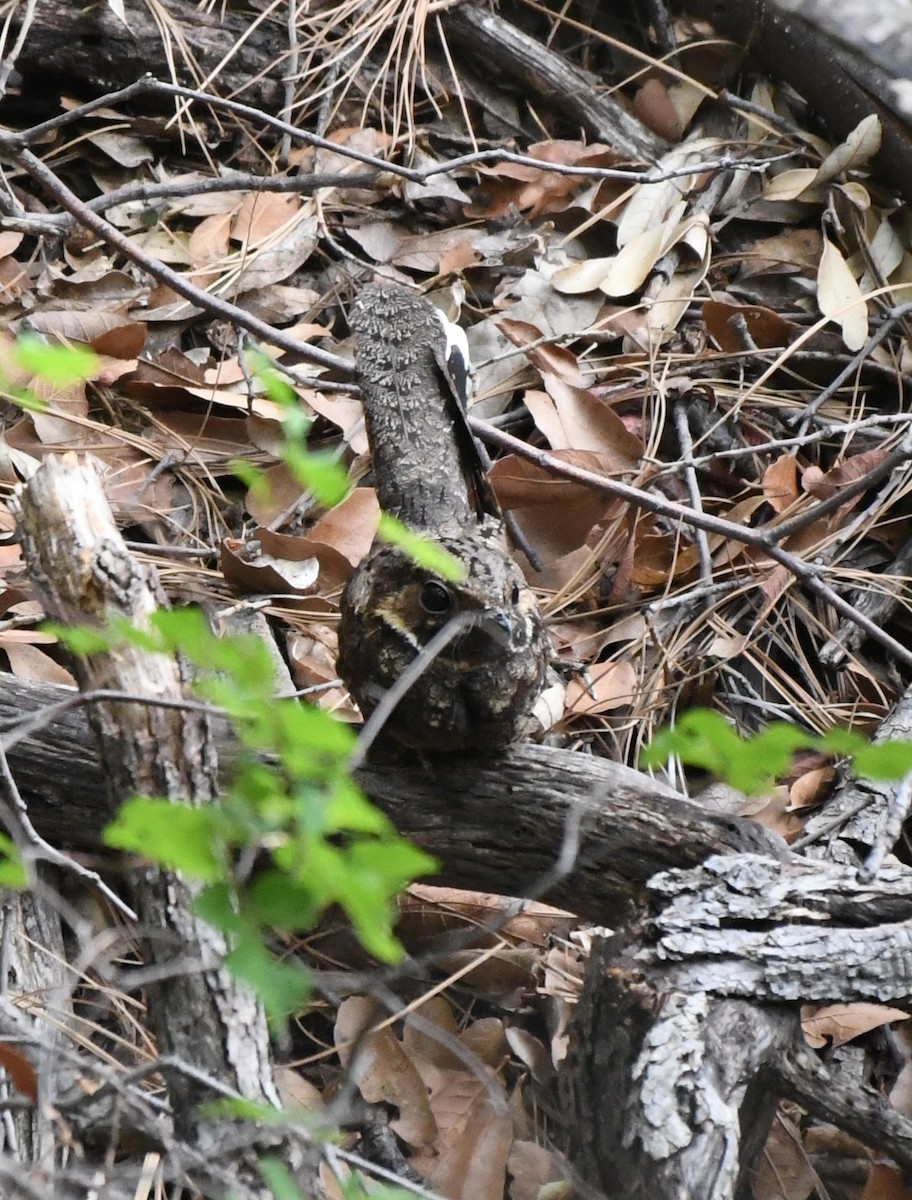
337, 282, 549, 753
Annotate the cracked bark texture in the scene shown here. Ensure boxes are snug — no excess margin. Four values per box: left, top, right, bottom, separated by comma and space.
14, 454, 280, 1151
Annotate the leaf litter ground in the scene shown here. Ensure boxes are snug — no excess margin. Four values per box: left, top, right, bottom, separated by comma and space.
2, 3, 912, 1197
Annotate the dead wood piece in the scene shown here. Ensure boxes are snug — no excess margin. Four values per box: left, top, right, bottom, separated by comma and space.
799, 682, 912, 866
440, 3, 667, 160
771, 0, 912, 85
773, 1041, 912, 1174
5, 0, 284, 111
0, 671, 787, 924
561, 934, 796, 1200
13, 454, 281, 1147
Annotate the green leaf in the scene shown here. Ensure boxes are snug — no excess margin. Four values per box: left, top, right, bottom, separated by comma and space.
269, 699, 357, 772
642, 710, 816, 793
194, 881, 242, 935
14, 336, 98, 386
0, 834, 27, 889
41, 622, 117, 656
103, 799, 223, 881
851, 742, 912, 781
282, 444, 351, 508
377, 514, 468, 583
226, 930, 311, 1023
259, 1157, 305, 1200
246, 868, 320, 930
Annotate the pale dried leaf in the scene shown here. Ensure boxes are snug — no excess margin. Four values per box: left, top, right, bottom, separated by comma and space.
507, 1140, 566, 1200
814, 115, 882, 186
564, 660, 636, 715
230, 192, 303, 249
3, 642, 76, 686
763, 168, 824, 203
817, 237, 869, 350
526, 380, 642, 465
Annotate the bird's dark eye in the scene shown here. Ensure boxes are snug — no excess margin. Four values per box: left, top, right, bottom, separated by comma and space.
510, 583, 520, 605
420, 581, 452, 614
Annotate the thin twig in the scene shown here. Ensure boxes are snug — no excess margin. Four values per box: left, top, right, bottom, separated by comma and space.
472, 419, 912, 668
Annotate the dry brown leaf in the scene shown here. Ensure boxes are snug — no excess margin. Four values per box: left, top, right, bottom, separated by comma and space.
307, 487, 380, 565
814, 114, 882, 186
273, 1066, 324, 1110
0, 230, 23, 257
86, 129, 153, 168
504, 1028, 555, 1086
230, 192, 302, 249
489, 452, 614, 561
435, 948, 537, 997
802, 448, 890, 500
188, 211, 233, 269
788, 766, 834, 810
737, 229, 823, 277
335, 997, 437, 1149
412, 1071, 512, 1200
220, 537, 319, 596
495, 318, 584, 387
0, 1043, 38, 1103
259, 528, 352, 594
860, 1165, 912, 1200
402, 996, 463, 1070
472, 140, 621, 219
750, 1112, 816, 1200
286, 628, 349, 713
742, 786, 805, 843
2, 641, 75, 686
27, 309, 146, 356
801, 1002, 909, 1049
527, 379, 643, 466
506, 1140, 566, 1200
305, 391, 368, 455
564, 660, 636, 716
763, 456, 800, 514
703, 300, 796, 351
229, 215, 318, 293
244, 462, 303, 527
399, 886, 574, 951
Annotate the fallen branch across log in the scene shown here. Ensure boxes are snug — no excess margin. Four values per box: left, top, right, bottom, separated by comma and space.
0, 671, 782, 924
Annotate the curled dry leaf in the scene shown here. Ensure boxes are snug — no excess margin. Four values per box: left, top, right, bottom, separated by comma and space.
703, 300, 796, 352
564, 659, 637, 716
220, 537, 319, 596
489, 452, 615, 562
526, 379, 643, 464
817, 237, 869, 351
762, 456, 800, 514
334, 996, 438, 1149
307, 487, 380, 566
801, 1002, 909, 1049
813, 114, 882, 186
495, 318, 584, 387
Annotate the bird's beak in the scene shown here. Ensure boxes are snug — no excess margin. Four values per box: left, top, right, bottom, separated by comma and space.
478, 609, 513, 647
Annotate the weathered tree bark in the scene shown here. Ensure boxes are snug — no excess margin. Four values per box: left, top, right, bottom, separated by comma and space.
0, 884, 71, 1173
0, 671, 784, 924
13, 454, 292, 1190
3, 0, 285, 111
